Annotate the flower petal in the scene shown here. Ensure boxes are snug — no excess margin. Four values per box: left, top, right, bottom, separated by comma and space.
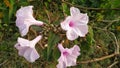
61, 16, 71, 31
70, 7, 80, 16
14, 43, 28, 56
57, 61, 66, 68
31, 35, 42, 45
15, 36, 41, 62
73, 24, 88, 37
16, 6, 33, 20
57, 44, 80, 68
18, 37, 30, 47
30, 48, 40, 62
24, 19, 43, 26
16, 6, 34, 28
23, 47, 33, 62
58, 44, 65, 52
33, 20, 44, 26
65, 54, 76, 66
66, 30, 79, 40
65, 45, 80, 66
71, 45, 80, 57
14, 43, 21, 50
20, 24, 29, 37
18, 46, 29, 56
23, 48, 39, 62
16, 6, 44, 36
79, 13, 89, 24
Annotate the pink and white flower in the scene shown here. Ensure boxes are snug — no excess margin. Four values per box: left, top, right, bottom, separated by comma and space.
57, 44, 80, 68
61, 7, 89, 40
16, 6, 43, 36
15, 35, 42, 62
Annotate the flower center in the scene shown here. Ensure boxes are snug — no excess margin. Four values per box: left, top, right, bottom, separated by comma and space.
63, 51, 69, 56
69, 21, 74, 27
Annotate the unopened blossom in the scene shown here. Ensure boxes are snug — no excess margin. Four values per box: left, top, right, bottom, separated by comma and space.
15, 35, 42, 62
61, 7, 89, 40
57, 44, 80, 68
16, 6, 43, 36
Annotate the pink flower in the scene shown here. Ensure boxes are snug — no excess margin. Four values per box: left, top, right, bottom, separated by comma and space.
61, 7, 89, 40
16, 6, 43, 36
14, 35, 42, 62
57, 44, 80, 68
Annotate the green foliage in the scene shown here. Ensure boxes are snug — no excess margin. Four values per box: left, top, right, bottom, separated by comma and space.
0, 0, 120, 68
47, 31, 60, 61
62, 3, 70, 15
109, 0, 120, 8
86, 26, 94, 46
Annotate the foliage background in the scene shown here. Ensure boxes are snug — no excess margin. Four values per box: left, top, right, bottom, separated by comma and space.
0, 0, 120, 68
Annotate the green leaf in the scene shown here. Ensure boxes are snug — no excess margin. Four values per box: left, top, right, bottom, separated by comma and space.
86, 26, 95, 46
48, 0, 51, 2
80, 26, 94, 55
110, 0, 120, 8
62, 3, 69, 15
47, 31, 60, 61
53, 46, 60, 61
44, 2, 49, 8
9, 0, 15, 19
3, 9, 9, 24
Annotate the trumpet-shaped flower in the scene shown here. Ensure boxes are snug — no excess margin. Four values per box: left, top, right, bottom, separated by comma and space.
61, 7, 89, 40
57, 44, 80, 68
16, 6, 43, 36
15, 35, 42, 62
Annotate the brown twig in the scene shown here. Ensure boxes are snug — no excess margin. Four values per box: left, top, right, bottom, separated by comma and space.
0, 60, 8, 66
102, 17, 120, 29
107, 61, 119, 68
0, 33, 3, 42
77, 53, 117, 64
93, 27, 119, 54
30, 27, 37, 36
62, 0, 87, 12
44, 8, 51, 24
29, 27, 44, 49
109, 32, 119, 54
38, 41, 44, 49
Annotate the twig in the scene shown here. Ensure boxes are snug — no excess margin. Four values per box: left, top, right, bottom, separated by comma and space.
102, 17, 120, 29
107, 61, 119, 68
77, 53, 117, 64
93, 27, 119, 54
109, 32, 119, 54
63, 1, 120, 11
0, 33, 3, 42
30, 27, 37, 36
29, 27, 44, 49
62, 1, 87, 12
44, 8, 51, 24
0, 60, 8, 66
38, 41, 44, 49
93, 27, 107, 31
